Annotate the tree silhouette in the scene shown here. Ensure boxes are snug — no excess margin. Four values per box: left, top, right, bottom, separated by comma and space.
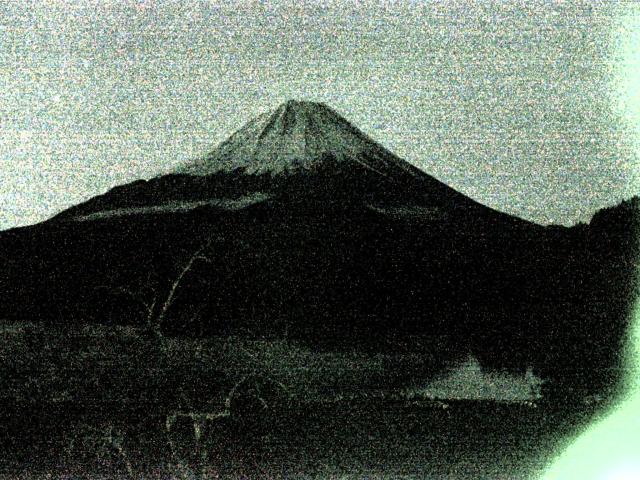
97, 238, 216, 347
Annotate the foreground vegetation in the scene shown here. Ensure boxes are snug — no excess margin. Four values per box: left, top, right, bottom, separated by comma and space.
0, 321, 610, 479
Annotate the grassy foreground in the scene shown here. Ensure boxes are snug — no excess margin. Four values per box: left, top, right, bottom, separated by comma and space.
0, 321, 604, 479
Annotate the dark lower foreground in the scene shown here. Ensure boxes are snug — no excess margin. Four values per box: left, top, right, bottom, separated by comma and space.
0, 398, 606, 479
0, 322, 620, 479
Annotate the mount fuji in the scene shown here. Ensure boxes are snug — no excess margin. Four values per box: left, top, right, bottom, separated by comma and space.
0, 100, 636, 400
54, 100, 516, 226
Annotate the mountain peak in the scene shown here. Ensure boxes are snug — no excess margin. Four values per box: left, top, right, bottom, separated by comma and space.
281, 98, 320, 109
175, 100, 420, 179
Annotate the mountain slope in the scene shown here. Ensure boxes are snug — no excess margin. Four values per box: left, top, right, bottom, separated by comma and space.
3, 101, 544, 352
53, 100, 526, 229
175, 99, 422, 179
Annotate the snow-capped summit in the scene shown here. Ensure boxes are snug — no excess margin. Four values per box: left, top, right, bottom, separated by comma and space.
55, 100, 504, 223
175, 100, 421, 179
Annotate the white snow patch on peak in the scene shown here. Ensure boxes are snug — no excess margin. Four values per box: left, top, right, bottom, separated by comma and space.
176, 100, 419, 178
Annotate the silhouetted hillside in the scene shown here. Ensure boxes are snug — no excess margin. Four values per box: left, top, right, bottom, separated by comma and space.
0, 101, 637, 402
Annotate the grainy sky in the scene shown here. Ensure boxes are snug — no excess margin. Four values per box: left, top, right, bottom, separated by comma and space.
1, 0, 639, 230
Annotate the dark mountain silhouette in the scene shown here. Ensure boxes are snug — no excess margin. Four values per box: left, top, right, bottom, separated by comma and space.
1, 100, 637, 401
54, 100, 525, 227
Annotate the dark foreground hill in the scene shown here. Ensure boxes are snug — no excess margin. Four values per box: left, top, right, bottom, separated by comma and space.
0, 100, 638, 401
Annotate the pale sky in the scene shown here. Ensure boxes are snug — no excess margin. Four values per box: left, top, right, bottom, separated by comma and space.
1, 0, 639, 230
